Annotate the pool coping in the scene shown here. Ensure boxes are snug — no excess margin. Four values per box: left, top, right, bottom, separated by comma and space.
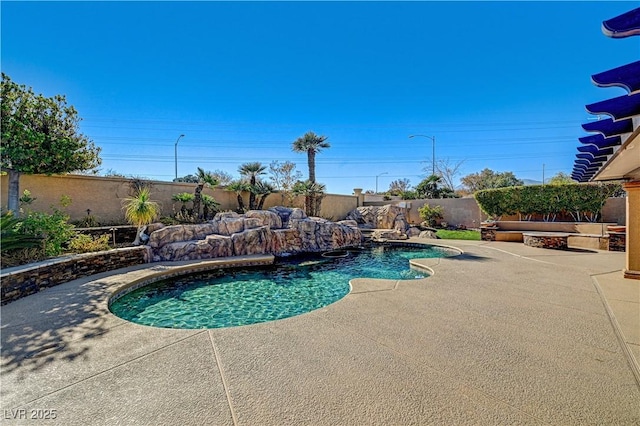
2, 239, 638, 425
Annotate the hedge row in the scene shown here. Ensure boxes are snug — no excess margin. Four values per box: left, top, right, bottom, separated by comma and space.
474, 183, 622, 222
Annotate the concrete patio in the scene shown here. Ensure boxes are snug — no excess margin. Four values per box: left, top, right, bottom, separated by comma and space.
1, 240, 639, 425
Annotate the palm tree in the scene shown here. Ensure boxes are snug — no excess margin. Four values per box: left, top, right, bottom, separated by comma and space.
122, 188, 160, 245
253, 181, 275, 210
193, 167, 219, 219
225, 180, 251, 213
238, 162, 266, 210
293, 180, 326, 217
415, 175, 454, 199
292, 131, 330, 183
171, 192, 194, 217
201, 194, 221, 220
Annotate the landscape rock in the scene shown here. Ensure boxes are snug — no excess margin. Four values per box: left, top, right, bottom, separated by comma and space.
407, 226, 422, 237
346, 205, 410, 232
146, 207, 362, 261
371, 229, 407, 241
245, 210, 283, 229
418, 230, 439, 239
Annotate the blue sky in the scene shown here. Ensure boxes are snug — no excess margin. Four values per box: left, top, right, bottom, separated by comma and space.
2, 1, 638, 194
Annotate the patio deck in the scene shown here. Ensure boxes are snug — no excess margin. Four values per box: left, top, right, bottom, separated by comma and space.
1, 240, 638, 425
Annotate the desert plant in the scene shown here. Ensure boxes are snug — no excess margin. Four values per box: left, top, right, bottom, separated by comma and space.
238, 162, 267, 210
418, 204, 444, 227
193, 167, 219, 219
293, 180, 326, 217
226, 180, 251, 213
252, 181, 275, 210
122, 188, 160, 245
292, 131, 330, 183
172, 192, 194, 216
201, 194, 221, 220
68, 233, 111, 253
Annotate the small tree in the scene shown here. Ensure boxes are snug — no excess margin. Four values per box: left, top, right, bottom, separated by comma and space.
171, 192, 194, 217
238, 162, 267, 210
269, 160, 302, 206
547, 172, 575, 185
1, 73, 102, 214
193, 167, 219, 220
415, 175, 456, 199
201, 194, 221, 220
460, 168, 523, 193
293, 180, 326, 217
209, 169, 234, 186
433, 158, 465, 192
123, 188, 160, 245
253, 181, 275, 210
226, 180, 251, 213
388, 178, 411, 196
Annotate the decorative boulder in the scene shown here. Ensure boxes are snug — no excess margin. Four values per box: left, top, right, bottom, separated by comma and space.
245, 210, 283, 229
418, 230, 439, 239
146, 207, 362, 262
346, 205, 410, 232
371, 229, 407, 241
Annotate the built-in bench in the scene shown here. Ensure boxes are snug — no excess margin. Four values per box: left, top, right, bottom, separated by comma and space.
523, 232, 570, 250
482, 221, 618, 251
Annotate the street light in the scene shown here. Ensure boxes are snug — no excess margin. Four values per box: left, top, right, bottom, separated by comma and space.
174, 134, 185, 181
375, 172, 388, 194
409, 134, 436, 176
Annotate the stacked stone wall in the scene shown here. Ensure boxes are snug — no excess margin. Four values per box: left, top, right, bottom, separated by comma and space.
1, 246, 150, 305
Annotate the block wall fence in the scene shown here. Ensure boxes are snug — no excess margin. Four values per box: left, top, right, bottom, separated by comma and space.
1, 174, 625, 228
1, 174, 358, 224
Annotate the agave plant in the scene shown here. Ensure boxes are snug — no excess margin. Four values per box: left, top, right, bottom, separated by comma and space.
122, 188, 160, 245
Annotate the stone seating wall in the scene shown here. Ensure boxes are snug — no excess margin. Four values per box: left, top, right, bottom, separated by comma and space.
1, 246, 151, 305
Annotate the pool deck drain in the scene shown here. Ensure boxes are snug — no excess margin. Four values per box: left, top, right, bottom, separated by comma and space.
1, 240, 639, 425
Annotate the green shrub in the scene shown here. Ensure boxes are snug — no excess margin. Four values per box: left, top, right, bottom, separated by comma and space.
68, 233, 111, 253
20, 209, 75, 257
1, 211, 43, 252
73, 214, 100, 228
474, 183, 621, 222
418, 204, 444, 227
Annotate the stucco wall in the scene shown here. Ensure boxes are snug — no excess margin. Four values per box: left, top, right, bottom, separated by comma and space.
2, 174, 624, 227
1, 174, 358, 223
365, 198, 486, 229
364, 196, 625, 229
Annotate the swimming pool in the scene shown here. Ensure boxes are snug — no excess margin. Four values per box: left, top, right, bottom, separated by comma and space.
109, 244, 455, 329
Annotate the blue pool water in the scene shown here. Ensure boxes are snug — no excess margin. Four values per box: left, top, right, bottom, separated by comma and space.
110, 244, 454, 329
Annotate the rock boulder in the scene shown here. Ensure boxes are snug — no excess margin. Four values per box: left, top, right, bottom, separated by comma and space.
146, 207, 362, 262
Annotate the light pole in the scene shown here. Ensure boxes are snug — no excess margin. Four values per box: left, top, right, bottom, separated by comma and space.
375, 172, 388, 194
409, 134, 436, 176
174, 134, 184, 181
